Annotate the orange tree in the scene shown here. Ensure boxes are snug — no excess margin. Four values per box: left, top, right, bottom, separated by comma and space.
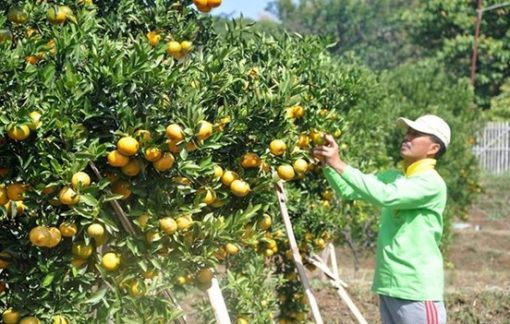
0, 1, 481, 323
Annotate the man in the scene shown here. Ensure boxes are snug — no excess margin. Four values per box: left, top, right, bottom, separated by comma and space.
313, 115, 450, 324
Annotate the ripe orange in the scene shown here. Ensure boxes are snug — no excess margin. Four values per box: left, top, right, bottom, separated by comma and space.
201, 188, 216, 205
7, 125, 31, 141
224, 243, 239, 255
7, 183, 26, 201
87, 223, 105, 238
165, 123, 184, 140
2, 309, 21, 324
269, 139, 286, 156
144, 147, 162, 162
297, 134, 310, 148
70, 258, 87, 268
176, 215, 193, 231
28, 111, 42, 130
322, 190, 334, 201
128, 280, 145, 297
102, 252, 121, 271
196, 121, 213, 140
121, 159, 142, 177
111, 180, 131, 199
47, 7, 66, 24
292, 159, 308, 173
19, 316, 40, 324
152, 153, 175, 171
310, 130, 325, 145
181, 41, 193, 53
213, 165, 223, 178
221, 170, 239, 186
159, 217, 178, 235
29, 226, 51, 247
167, 140, 182, 153
0, 187, 7, 205
52, 315, 69, 324
240, 152, 261, 168
71, 171, 91, 189
146, 31, 161, 47
59, 186, 80, 205
134, 129, 152, 143
258, 214, 272, 230
196, 4, 212, 12
117, 136, 139, 156
45, 227, 62, 248
208, 0, 222, 8
107, 150, 129, 167
193, 0, 208, 6
25, 55, 42, 65
137, 214, 149, 229
277, 164, 295, 181
59, 223, 77, 237
230, 179, 250, 197
166, 41, 182, 57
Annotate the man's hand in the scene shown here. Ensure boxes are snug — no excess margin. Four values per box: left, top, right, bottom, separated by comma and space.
312, 134, 348, 173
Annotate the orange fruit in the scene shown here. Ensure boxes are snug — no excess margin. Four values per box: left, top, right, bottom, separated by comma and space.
102, 252, 121, 271
196, 4, 212, 12
166, 41, 182, 57
70, 257, 87, 268
0, 29, 13, 42
240, 152, 261, 169
159, 217, 178, 235
59, 186, 80, 205
47, 7, 66, 24
230, 179, 250, 197
7, 7, 28, 24
0, 281, 5, 293
208, 0, 222, 8
196, 121, 213, 140
25, 55, 42, 65
121, 159, 142, 176
201, 188, 216, 205
137, 214, 149, 229
181, 41, 193, 53
293, 159, 308, 173
213, 165, 223, 178
3, 200, 25, 215
2, 309, 21, 324
322, 190, 334, 201
0, 187, 7, 205
7, 125, 30, 141
29, 226, 51, 247
28, 111, 42, 130
128, 280, 145, 297
269, 139, 286, 156
0, 252, 11, 269
297, 134, 310, 148
185, 141, 197, 152
145, 231, 161, 244
134, 129, 152, 143
52, 315, 69, 324
59, 223, 77, 237
310, 130, 325, 145
224, 243, 239, 255
165, 124, 184, 140
45, 227, 62, 248
277, 164, 295, 181
144, 147, 162, 162
193, 0, 208, 6
221, 170, 239, 186
71, 171, 91, 189
167, 140, 182, 153
87, 223, 105, 238
111, 180, 131, 199
258, 214, 272, 230
117, 136, 139, 156
196, 268, 213, 284
7, 183, 26, 201
146, 31, 161, 47
153, 153, 175, 172
72, 242, 93, 259
176, 215, 193, 231
107, 150, 129, 167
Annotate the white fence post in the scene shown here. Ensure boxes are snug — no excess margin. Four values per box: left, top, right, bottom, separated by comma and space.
474, 122, 510, 174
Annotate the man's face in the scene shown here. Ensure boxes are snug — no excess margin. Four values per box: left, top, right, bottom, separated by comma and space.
400, 128, 440, 160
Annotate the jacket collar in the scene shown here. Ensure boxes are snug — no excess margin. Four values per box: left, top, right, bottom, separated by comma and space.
401, 158, 437, 177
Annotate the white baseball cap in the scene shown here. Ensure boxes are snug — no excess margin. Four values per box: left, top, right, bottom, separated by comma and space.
397, 114, 451, 148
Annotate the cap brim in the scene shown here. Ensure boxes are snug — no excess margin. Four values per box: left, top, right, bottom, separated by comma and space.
396, 117, 433, 135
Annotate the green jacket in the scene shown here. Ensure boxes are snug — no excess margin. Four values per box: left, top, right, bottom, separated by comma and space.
323, 160, 447, 301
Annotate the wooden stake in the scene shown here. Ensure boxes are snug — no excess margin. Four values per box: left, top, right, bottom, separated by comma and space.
274, 182, 324, 324
328, 243, 340, 282
207, 277, 232, 324
306, 255, 367, 324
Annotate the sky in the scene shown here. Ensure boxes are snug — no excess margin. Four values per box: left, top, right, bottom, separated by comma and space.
214, 0, 275, 20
